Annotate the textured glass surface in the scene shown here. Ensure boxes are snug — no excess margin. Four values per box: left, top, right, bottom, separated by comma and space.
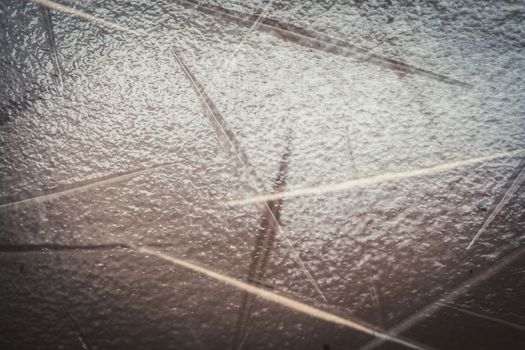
1, 1, 524, 349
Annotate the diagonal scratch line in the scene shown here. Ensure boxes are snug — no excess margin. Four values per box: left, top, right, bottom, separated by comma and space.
38, 5, 64, 85
33, 0, 137, 34
231, 0, 273, 54
174, 0, 469, 87
24, 0, 327, 303
232, 137, 291, 350
170, 50, 254, 179
436, 302, 525, 332
137, 246, 431, 350
170, 49, 327, 303
213, 0, 273, 121
5, 1, 147, 211
359, 247, 525, 350
68, 314, 93, 350
0, 243, 128, 253
221, 0, 273, 72
0, 163, 175, 211
225, 149, 525, 206
467, 162, 525, 249
35, 0, 462, 89
0, 242, 178, 253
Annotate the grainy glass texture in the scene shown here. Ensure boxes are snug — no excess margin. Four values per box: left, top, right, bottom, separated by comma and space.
1, 1, 524, 349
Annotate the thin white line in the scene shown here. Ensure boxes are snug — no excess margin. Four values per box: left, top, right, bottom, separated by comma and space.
137, 246, 431, 350
467, 164, 525, 249
225, 149, 525, 206
0, 164, 173, 210
436, 302, 525, 331
221, 0, 273, 72
31, 0, 325, 303
171, 50, 327, 303
359, 247, 525, 350
33, 0, 138, 34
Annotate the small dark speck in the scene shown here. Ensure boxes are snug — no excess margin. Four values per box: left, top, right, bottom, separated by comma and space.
477, 201, 487, 212
469, 269, 473, 274
323, 344, 331, 350
19, 263, 25, 274
387, 16, 394, 23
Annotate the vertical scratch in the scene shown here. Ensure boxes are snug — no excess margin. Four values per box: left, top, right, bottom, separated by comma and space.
38, 4, 63, 85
